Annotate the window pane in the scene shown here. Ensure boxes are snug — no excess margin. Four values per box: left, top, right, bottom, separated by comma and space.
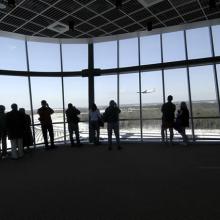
0, 37, 27, 71
162, 31, 185, 62
189, 65, 219, 118
218, 64, 220, 101
164, 68, 192, 139
141, 71, 163, 139
28, 41, 61, 72
119, 38, 138, 67
120, 73, 140, 140
0, 76, 30, 111
140, 34, 161, 65
212, 25, 220, 56
64, 77, 88, 142
194, 118, 220, 139
164, 68, 189, 103
62, 43, 88, 71
31, 77, 64, 144
94, 41, 117, 69
95, 75, 117, 141
0, 76, 31, 149
186, 27, 212, 59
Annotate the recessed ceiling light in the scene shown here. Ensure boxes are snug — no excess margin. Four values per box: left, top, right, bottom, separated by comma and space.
0, 2, 6, 9
137, 0, 164, 8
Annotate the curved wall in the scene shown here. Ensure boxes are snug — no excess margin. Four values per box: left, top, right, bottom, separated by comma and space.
0, 19, 220, 146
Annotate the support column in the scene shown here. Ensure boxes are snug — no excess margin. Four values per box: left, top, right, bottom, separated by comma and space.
88, 43, 95, 142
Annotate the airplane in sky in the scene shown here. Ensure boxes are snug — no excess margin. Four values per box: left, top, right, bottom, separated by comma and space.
137, 88, 156, 94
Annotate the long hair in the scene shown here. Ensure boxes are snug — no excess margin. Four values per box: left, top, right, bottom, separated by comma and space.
180, 102, 188, 110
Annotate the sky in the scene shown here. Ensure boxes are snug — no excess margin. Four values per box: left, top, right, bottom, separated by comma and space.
0, 25, 220, 111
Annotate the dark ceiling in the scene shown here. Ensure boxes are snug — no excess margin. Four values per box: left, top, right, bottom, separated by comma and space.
0, 0, 219, 38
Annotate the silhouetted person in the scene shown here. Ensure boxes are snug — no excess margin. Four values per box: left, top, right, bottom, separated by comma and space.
103, 100, 121, 150
161, 95, 176, 144
19, 108, 33, 151
6, 104, 25, 159
89, 103, 101, 145
66, 103, 81, 147
174, 102, 189, 145
0, 105, 7, 158
37, 100, 54, 149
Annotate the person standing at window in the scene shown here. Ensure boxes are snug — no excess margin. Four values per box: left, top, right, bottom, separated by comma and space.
7, 103, 25, 159
161, 95, 176, 144
19, 108, 33, 152
103, 100, 121, 150
89, 103, 101, 145
37, 100, 54, 149
174, 102, 189, 145
0, 105, 7, 159
66, 103, 81, 147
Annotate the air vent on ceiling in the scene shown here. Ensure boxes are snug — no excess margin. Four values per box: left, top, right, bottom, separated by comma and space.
137, 0, 164, 8
47, 21, 69, 34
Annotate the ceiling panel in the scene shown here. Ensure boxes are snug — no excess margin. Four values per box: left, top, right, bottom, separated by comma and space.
0, 0, 218, 38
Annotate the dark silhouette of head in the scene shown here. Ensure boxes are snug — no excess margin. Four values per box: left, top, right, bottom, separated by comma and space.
167, 95, 173, 102
19, 108, 25, 114
109, 100, 116, 107
91, 103, 97, 111
41, 100, 47, 107
11, 103, 18, 111
0, 105, 5, 113
180, 102, 187, 110
68, 103, 73, 109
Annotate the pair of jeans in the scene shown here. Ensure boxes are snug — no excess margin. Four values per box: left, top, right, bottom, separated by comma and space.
11, 138, 23, 159
90, 120, 100, 144
107, 122, 120, 146
0, 131, 7, 156
41, 123, 54, 147
68, 122, 80, 145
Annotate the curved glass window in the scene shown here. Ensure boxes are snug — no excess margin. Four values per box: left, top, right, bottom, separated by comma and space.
64, 77, 88, 142
189, 65, 218, 117
0, 75, 30, 111
94, 41, 117, 69
141, 71, 163, 139
120, 72, 140, 139
119, 38, 138, 68
212, 25, 220, 56
140, 34, 161, 65
95, 75, 117, 107
62, 43, 88, 71
186, 27, 212, 59
162, 31, 185, 62
30, 77, 64, 144
164, 68, 188, 103
0, 37, 27, 71
27, 41, 61, 72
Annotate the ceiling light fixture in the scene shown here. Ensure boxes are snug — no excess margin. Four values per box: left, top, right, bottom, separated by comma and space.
0, 0, 7, 9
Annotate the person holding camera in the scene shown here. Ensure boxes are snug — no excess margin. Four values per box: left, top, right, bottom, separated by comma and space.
65, 103, 81, 147
103, 100, 121, 150
37, 100, 55, 149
